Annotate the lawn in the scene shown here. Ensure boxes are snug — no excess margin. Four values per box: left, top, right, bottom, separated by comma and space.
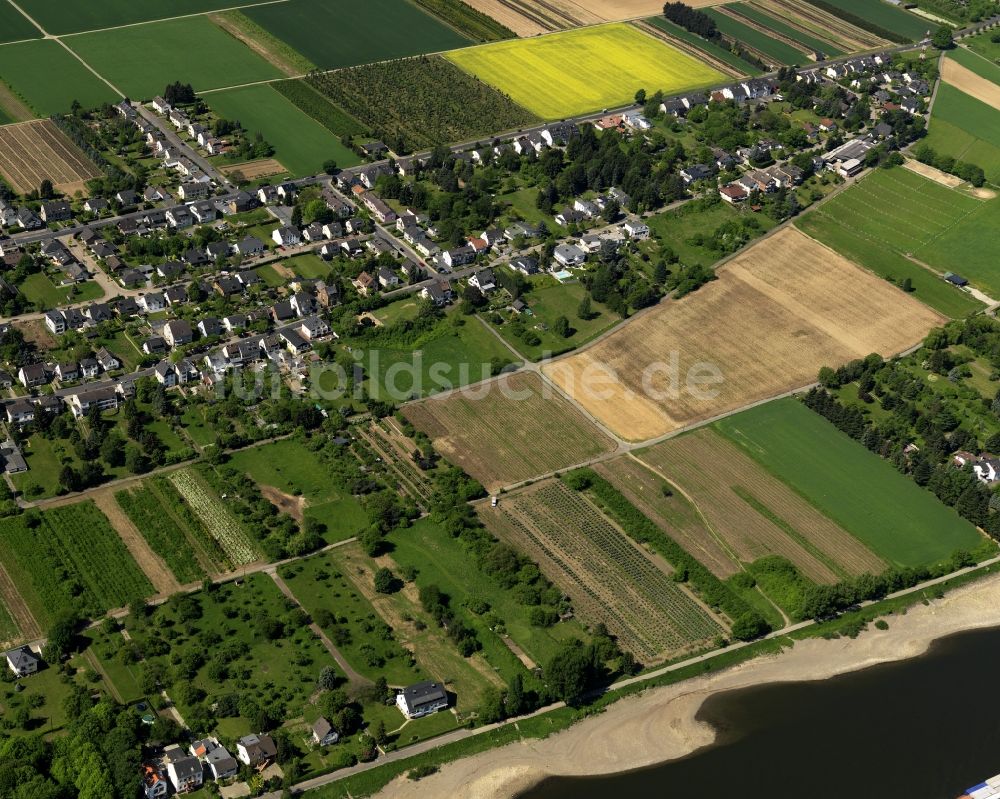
804, 0, 929, 40
18, 273, 104, 309
64, 15, 283, 99
13, 0, 272, 34
0, 501, 154, 627
9, 432, 80, 499
725, 3, 843, 56
354, 311, 517, 401
445, 23, 724, 119
206, 84, 360, 178
964, 29, 1000, 63
226, 439, 370, 543
0, 39, 116, 115
490, 277, 618, 361
795, 210, 984, 319
645, 17, 761, 75
645, 198, 777, 267
0, 1, 40, 42
704, 8, 808, 65
281, 252, 332, 280
244, 0, 470, 70
715, 398, 985, 567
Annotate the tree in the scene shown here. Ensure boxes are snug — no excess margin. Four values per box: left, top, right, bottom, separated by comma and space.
552, 315, 571, 338
322, 159, 339, 175
634, 88, 647, 105
291, 205, 303, 227
44, 612, 78, 661
318, 666, 338, 691
506, 673, 527, 716
545, 641, 592, 705
373, 567, 396, 594
577, 295, 594, 321
39, 179, 54, 199
477, 687, 505, 724
931, 24, 954, 49
371, 719, 389, 745
900, 277, 913, 293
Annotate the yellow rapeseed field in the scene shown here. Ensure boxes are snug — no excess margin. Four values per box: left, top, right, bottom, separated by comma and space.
444, 23, 724, 119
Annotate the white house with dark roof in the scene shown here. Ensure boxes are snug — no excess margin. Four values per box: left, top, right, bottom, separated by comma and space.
6, 646, 39, 677
396, 680, 448, 719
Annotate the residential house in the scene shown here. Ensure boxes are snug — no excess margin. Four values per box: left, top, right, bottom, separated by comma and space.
205, 241, 230, 262
352, 271, 375, 296
140, 292, 166, 313
6, 398, 35, 426
235, 236, 265, 257
510, 256, 539, 275
312, 717, 339, 747
362, 193, 396, 223
190, 738, 238, 781
164, 286, 188, 307
165, 753, 203, 794
680, 164, 714, 184
163, 319, 193, 347
154, 361, 177, 387
143, 336, 167, 355
555, 208, 584, 226
554, 243, 586, 267
44, 310, 66, 335
119, 268, 145, 288
40, 200, 71, 223
96, 347, 121, 371
719, 183, 749, 204
236, 734, 277, 767
377, 266, 400, 289
55, 361, 79, 382
623, 220, 650, 240
228, 191, 258, 214
468, 267, 496, 293
222, 314, 247, 333
66, 385, 120, 418
214, 275, 242, 297
396, 681, 449, 719
15, 207, 41, 230
290, 291, 315, 317
177, 182, 209, 201
5, 646, 39, 678
83, 197, 108, 215
420, 280, 453, 306
79, 357, 100, 379
18, 362, 50, 389
141, 764, 168, 799
272, 226, 302, 247
299, 315, 330, 340
443, 246, 476, 268
115, 189, 139, 207
166, 206, 193, 229
190, 201, 215, 224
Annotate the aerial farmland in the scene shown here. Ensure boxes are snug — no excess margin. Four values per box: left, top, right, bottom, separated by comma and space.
0, 0, 999, 793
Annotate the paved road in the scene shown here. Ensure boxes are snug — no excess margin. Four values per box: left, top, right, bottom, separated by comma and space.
135, 104, 233, 189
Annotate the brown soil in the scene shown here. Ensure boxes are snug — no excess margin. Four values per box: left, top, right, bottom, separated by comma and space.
942, 55, 1000, 111
543, 227, 944, 442
220, 158, 287, 179
460, 0, 551, 35
15, 319, 57, 350
0, 560, 39, 643
92, 489, 181, 596
403, 372, 617, 492
0, 120, 101, 195
903, 158, 965, 188
259, 484, 305, 523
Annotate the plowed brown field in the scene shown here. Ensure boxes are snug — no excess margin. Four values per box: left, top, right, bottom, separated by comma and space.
543, 227, 944, 441
637, 428, 886, 582
0, 119, 100, 195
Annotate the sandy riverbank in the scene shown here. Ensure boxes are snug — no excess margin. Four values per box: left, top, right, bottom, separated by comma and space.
374, 570, 1000, 799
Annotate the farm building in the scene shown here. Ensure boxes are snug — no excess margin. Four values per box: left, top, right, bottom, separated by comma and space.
396, 680, 449, 719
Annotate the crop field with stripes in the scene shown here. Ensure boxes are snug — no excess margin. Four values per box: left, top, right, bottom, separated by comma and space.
481, 480, 724, 661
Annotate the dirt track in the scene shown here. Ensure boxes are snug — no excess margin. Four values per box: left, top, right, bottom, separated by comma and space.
543, 228, 944, 441
0, 560, 40, 643
91, 489, 181, 596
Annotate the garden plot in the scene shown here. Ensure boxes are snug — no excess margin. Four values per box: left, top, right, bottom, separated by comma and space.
167, 468, 259, 565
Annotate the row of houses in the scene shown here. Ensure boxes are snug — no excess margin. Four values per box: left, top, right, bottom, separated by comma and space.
144, 734, 276, 797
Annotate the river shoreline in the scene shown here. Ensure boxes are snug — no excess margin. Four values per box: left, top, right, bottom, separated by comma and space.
373, 569, 1000, 799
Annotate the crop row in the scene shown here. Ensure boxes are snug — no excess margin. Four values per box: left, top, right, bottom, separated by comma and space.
115, 483, 210, 584
167, 469, 257, 566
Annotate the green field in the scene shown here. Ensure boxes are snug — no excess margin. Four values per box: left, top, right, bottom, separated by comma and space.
802, 0, 929, 40
226, 439, 370, 543
65, 15, 283, 99
244, 0, 470, 70
490, 277, 618, 361
271, 78, 368, 140
645, 198, 777, 267
964, 28, 1000, 63
19, 273, 104, 309
0, 502, 154, 626
355, 311, 517, 400
445, 23, 724, 119
919, 197, 1000, 298
924, 81, 1000, 184
645, 17, 761, 75
716, 398, 984, 567
948, 46, 1000, 83
705, 8, 808, 65
795, 207, 985, 319
0, 1, 40, 42
13, 0, 268, 34
725, 3, 843, 56
206, 84, 360, 177
0, 39, 116, 115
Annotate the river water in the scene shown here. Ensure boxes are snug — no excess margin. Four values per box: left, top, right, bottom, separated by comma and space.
522, 627, 1000, 799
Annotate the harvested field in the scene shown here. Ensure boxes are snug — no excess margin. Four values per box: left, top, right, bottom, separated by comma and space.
0, 560, 35, 642
0, 119, 101, 195
756, 0, 887, 50
403, 371, 616, 491
0, 82, 33, 122
942, 55, 1000, 112
219, 158, 287, 180
481, 480, 724, 660
637, 429, 885, 582
593, 456, 738, 578
903, 158, 965, 188
543, 227, 944, 441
